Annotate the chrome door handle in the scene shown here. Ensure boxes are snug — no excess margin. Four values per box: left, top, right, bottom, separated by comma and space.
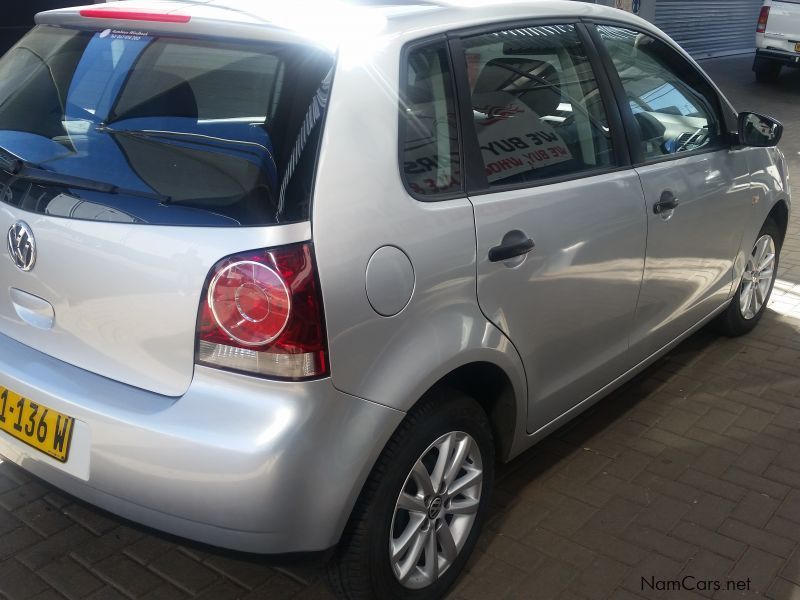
654, 191, 679, 214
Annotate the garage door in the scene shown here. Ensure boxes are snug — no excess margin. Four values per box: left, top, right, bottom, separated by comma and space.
655, 0, 763, 58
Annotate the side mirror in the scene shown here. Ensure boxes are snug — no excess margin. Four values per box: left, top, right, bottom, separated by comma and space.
738, 112, 783, 147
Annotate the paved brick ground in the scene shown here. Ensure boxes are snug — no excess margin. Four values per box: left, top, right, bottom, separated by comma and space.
1, 54, 800, 600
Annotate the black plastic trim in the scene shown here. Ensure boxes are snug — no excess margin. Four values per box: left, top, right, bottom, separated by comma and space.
397, 34, 468, 203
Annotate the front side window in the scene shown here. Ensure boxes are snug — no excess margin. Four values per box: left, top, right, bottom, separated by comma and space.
400, 41, 462, 198
0, 26, 333, 225
460, 24, 615, 188
597, 26, 724, 161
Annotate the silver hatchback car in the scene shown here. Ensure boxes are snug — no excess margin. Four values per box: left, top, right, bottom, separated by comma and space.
0, 1, 790, 598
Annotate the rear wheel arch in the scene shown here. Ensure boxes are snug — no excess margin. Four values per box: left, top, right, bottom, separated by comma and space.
414, 362, 518, 463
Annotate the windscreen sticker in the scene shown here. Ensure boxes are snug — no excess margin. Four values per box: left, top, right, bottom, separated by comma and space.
100, 29, 151, 42
473, 91, 572, 182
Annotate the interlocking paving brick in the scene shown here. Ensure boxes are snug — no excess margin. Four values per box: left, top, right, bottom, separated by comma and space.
731, 491, 781, 529
13, 499, 74, 538
718, 518, 796, 558
766, 577, 800, 600
684, 494, 736, 530
37, 557, 104, 599
0, 559, 54, 599
91, 555, 164, 598
0, 526, 44, 561
671, 522, 746, 560
18, 525, 95, 570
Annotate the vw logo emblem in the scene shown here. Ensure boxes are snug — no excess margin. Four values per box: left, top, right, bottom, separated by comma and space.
7, 221, 36, 272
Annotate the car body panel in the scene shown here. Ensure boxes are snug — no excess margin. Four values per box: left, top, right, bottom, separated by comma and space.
630, 148, 754, 359
469, 171, 647, 434
309, 34, 529, 426
0, 204, 310, 397
0, 330, 403, 552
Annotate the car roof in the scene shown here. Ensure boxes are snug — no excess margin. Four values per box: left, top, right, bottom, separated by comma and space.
37, 0, 656, 49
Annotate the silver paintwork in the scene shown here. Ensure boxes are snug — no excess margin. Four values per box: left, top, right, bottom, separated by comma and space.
0, 0, 789, 556
0, 206, 311, 397
9, 288, 55, 330
740, 234, 777, 320
629, 150, 754, 359
390, 431, 482, 588
0, 331, 403, 552
365, 246, 415, 317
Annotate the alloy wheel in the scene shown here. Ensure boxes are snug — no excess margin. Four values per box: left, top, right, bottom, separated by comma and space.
389, 431, 483, 589
740, 234, 776, 320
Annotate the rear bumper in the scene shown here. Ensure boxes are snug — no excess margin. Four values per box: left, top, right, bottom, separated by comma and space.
0, 332, 404, 553
754, 48, 800, 68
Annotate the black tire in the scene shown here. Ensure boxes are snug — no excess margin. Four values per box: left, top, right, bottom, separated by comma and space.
328, 391, 495, 600
755, 60, 781, 83
715, 218, 782, 336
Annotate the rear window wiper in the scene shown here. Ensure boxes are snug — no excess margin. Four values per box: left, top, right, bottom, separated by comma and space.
0, 145, 171, 203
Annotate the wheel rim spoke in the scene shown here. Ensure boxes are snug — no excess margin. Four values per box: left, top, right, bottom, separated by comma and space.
442, 435, 470, 489
412, 461, 435, 498
397, 491, 427, 514
397, 527, 427, 584
392, 513, 426, 561
448, 497, 480, 515
447, 468, 483, 498
423, 527, 438, 583
759, 252, 775, 271
429, 433, 453, 493
437, 521, 458, 562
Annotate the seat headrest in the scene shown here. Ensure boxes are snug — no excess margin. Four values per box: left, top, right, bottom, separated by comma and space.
473, 58, 561, 118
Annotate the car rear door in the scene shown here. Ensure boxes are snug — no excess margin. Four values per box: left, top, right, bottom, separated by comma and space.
591, 24, 753, 361
452, 22, 648, 434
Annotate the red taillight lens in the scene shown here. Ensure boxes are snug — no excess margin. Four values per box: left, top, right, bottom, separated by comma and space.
79, 9, 191, 23
196, 243, 328, 380
757, 6, 770, 33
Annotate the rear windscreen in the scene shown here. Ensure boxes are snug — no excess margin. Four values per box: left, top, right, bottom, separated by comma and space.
0, 26, 334, 226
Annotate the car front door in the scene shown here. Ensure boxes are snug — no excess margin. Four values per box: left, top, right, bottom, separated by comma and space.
453, 23, 648, 434
592, 24, 753, 360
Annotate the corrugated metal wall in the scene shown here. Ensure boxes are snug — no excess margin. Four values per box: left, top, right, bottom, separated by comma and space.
654, 0, 763, 58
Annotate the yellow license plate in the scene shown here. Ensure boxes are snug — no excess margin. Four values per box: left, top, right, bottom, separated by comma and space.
0, 385, 74, 462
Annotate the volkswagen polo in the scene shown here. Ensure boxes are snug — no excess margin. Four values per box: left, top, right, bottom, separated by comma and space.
0, 1, 790, 598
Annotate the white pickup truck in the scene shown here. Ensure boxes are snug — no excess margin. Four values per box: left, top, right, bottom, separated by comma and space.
754, 0, 800, 81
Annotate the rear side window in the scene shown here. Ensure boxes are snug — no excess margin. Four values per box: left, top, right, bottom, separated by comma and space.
597, 26, 724, 161
459, 24, 615, 188
0, 26, 334, 226
400, 41, 462, 198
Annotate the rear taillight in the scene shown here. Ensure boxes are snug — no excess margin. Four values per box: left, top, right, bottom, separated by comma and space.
196, 242, 328, 380
757, 6, 770, 33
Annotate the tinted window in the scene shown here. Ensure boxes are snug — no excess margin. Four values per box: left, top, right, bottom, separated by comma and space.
460, 24, 615, 188
0, 26, 333, 226
400, 41, 462, 197
598, 26, 724, 160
